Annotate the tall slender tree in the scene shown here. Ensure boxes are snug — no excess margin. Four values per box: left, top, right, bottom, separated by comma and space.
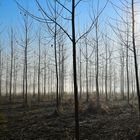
131, 0, 140, 113
16, 0, 108, 139
9, 28, 14, 103
38, 30, 41, 102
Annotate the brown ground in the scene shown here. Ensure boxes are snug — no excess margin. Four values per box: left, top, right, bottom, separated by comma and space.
0, 98, 140, 140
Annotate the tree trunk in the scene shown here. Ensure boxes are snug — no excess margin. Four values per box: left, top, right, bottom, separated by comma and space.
33, 60, 36, 97
72, 0, 79, 139
9, 28, 14, 103
131, 0, 140, 114
44, 51, 47, 96
120, 47, 124, 100
0, 49, 2, 97
95, 19, 100, 107
85, 38, 89, 102
105, 40, 108, 102
6, 57, 9, 97
38, 32, 41, 103
25, 20, 28, 105
79, 47, 82, 99
54, 1, 59, 110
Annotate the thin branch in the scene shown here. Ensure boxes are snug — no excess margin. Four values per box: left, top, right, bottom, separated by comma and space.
76, 0, 109, 43
56, 0, 72, 14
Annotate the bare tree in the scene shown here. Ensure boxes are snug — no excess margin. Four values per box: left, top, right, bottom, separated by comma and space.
120, 45, 125, 100
43, 49, 47, 96
95, 17, 100, 107
104, 35, 108, 102
79, 47, 82, 99
5, 55, 9, 97
109, 0, 132, 102
131, 0, 140, 113
16, 13, 33, 105
33, 52, 36, 97
15, 0, 108, 139
58, 39, 66, 103
9, 28, 14, 103
0, 44, 3, 97
38, 30, 41, 103
13, 47, 18, 99
85, 36, 89, 102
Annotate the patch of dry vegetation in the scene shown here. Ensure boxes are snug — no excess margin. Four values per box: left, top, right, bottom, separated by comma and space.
0, 97, 140, 140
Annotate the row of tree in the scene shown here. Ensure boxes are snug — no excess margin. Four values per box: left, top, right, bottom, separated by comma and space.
0, 0, 140, 139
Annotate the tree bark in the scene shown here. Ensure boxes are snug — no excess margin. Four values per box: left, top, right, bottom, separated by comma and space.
72, 0, 79, 139
132, 0, 140, 113
38, 32, 41, 103
95, 19, 100, 107
9, 28, 14, 103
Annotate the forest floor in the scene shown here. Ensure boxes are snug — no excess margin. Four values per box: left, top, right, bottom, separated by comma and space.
0, 97, 140, 140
